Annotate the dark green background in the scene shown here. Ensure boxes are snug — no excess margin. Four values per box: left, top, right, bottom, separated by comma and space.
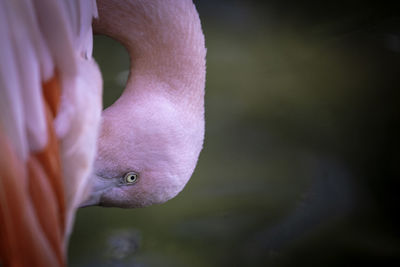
69, 1, 400, 266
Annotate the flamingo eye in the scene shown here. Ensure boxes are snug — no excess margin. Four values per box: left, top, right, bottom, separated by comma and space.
124, 172, 139, 185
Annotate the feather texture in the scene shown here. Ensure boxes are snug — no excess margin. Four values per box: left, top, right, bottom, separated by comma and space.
0, 0, 101, 265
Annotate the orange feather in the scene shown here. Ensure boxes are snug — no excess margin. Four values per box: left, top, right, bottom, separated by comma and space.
0, 75, 65, 267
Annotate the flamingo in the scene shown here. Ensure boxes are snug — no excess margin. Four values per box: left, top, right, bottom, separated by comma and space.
0, 0, 206, 266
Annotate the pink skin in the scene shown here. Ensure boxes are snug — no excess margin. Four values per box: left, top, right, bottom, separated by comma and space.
81, 0, 206, 208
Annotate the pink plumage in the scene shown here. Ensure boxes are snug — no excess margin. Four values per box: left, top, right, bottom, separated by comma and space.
0, 0, 205, 265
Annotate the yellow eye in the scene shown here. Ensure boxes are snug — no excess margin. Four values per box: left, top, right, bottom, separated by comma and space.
124, 172, 139, 184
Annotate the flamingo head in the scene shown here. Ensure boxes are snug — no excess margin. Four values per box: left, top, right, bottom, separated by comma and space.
83, 91, 204, 208
81, 0, 206, 208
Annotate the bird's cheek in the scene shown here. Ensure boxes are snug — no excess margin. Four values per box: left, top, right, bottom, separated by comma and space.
99, 186, 137, 208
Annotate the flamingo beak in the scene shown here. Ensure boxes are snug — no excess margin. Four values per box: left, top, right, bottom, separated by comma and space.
79, 174, 116, 207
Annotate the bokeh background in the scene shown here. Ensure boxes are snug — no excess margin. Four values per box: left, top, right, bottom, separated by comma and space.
69, 1, 400, 266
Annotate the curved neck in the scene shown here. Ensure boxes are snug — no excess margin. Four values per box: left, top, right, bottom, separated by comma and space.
93, 0, 206, 114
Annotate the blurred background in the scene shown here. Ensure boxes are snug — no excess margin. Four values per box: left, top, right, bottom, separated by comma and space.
69, 0, 400, 266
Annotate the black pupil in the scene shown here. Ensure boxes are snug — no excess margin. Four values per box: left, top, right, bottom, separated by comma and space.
129, 175, 135, 181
